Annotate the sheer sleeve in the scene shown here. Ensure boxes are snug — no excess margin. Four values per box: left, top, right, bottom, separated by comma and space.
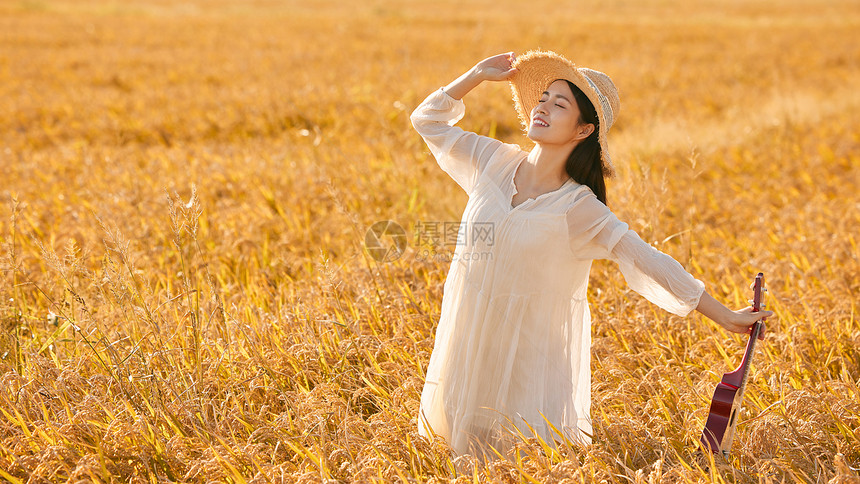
567, 191, 705, 316
410, 87, 511, 194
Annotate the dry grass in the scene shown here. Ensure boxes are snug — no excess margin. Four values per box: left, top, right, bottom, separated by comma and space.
0, 0, 858, 482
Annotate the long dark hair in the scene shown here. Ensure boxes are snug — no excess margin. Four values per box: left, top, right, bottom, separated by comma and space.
564, 80, 607, 205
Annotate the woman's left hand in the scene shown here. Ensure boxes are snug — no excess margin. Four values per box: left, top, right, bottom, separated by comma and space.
696, 291, 772, 340
719, 306, 772, 340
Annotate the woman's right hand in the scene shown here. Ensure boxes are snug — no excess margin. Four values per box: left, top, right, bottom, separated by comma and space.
443, 52, 518, 100
472, 52, 518, 82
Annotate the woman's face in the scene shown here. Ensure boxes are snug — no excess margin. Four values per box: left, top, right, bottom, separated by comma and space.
527, 79, 592, 147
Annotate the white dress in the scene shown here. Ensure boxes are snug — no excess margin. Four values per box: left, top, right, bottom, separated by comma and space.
410, 87, 706, 460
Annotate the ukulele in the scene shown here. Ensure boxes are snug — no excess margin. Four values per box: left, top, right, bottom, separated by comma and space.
700, 272, 767, 455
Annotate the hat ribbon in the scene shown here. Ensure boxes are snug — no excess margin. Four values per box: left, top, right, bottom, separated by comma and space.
582, 75, 614, 129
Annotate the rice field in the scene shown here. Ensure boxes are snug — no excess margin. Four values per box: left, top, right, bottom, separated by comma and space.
0, 0, 858, 482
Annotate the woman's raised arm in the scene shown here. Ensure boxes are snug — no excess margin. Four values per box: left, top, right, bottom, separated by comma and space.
409, 52, 522, 194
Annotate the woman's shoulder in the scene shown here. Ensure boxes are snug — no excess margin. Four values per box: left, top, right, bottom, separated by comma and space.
496, 141, 529, 160
564, 185, 622, 221
477, 140, 527, 177
565, 183, 596, 206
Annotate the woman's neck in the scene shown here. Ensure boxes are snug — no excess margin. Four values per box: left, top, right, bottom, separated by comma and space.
525, 143, 573, 187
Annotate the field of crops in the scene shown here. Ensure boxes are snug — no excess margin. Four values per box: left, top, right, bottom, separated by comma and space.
1, 0, 858, 482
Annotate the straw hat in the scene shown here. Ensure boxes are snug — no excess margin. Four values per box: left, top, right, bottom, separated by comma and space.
509, 50, 620, 176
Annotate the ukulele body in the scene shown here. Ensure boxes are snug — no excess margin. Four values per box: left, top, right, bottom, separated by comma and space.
700, 379, 744, 453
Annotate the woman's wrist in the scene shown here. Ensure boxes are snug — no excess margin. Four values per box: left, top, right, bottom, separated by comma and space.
695, 291, 734, 326
443, 67, 483, 101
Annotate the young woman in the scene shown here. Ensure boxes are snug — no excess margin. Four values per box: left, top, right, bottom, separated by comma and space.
409, 50, 771, 461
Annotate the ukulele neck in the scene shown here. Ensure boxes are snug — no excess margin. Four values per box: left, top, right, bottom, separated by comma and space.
722, 273, 765, 389
722, 322, 762, 389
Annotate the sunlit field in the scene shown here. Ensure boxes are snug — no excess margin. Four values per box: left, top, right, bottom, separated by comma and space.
1, 0, 859, 482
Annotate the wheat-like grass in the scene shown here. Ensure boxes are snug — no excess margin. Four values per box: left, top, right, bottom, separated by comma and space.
0, 0, 858, 482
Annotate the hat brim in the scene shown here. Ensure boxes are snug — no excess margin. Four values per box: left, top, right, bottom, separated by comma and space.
510, 50, 614, 176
